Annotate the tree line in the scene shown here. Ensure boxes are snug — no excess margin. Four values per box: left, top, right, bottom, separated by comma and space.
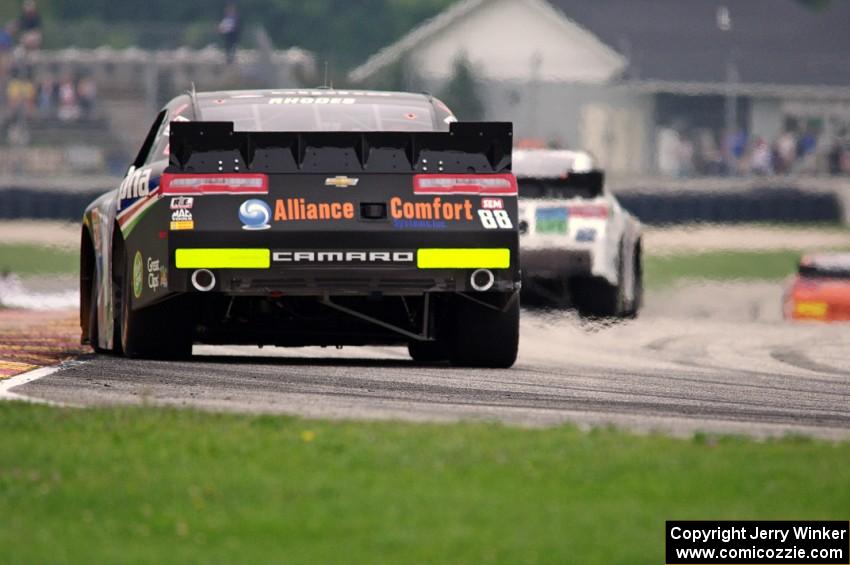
0, 0, 455, 71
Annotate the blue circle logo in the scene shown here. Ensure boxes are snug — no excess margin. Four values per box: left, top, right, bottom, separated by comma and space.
239, 199, 272, 230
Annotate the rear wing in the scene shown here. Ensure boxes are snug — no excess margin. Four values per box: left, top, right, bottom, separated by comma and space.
167, 121, 513, 175
517, 171, 605, 200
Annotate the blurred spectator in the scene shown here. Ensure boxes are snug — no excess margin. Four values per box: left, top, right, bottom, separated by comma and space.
16, 0, 42, 52
828, 139, 843, 176
750, 138, 773, 176
775, 128, 797, 174
677, 132, 695, 178
35, 72, 55, 117
795, 126, 818, 173
0, 22, 14, 52
218, 2, 240, 63
0, 23, 13, 100
656, 126, 680, 177
6, 66, 35, 121
721, 129, 748, 174
77, 74, 97, 119
797, 127, 817, 159
2, 66, 98, 128
56, 71, 80, 121
827, 131, 850, 176
694, 128, 725, 176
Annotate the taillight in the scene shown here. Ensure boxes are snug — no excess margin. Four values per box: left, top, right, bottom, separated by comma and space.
413, 174, 517, 196
160, 173, 269, 195
568, 204, 609, 218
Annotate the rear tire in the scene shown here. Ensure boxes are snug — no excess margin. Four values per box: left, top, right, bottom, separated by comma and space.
571, 277, 623, 318
571, 243, 630, 319
119, 249, 193, 360
408, 340, 448, 364
624, 243, 643, 318
448, 293, 519, 368
87, 277, 110, 353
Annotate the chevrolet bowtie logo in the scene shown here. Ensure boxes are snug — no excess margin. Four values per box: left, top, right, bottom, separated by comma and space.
325, 176, 360, 188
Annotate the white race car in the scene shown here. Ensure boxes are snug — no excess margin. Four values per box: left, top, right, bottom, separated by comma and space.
515, 149, 643, 318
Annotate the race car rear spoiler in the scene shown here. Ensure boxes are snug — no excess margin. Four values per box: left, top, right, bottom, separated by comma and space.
517, 172, 605, 199
167, 121, 513, 175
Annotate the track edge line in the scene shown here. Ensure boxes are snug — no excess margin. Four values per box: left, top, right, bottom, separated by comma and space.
0, 363, 72, 406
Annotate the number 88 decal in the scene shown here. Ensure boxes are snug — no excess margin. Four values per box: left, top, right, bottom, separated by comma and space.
478, 209, 513, 229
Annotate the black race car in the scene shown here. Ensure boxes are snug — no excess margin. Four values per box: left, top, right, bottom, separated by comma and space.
80, 90, 520, 367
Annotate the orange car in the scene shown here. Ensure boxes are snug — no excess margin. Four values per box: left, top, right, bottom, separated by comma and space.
784, 253, 850, 321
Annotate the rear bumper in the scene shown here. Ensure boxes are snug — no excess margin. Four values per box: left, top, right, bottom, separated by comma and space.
170, 265, 519, 296
520, 247, 593, 280
787, 298, 850, 321
167, 232, 520, 296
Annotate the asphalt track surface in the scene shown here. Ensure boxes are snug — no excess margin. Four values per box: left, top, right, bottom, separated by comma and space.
11, 283, 850, 440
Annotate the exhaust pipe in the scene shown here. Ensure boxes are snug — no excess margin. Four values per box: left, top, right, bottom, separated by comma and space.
191, 269, 216, 292
470, 269, 495, 292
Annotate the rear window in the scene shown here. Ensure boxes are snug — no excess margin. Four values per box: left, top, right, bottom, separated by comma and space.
799, 258, 850, 279
199, 95, 440, 132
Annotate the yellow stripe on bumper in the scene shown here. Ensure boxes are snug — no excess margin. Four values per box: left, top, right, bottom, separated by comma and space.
175, 248, 270, 269
417, 248, 510, 269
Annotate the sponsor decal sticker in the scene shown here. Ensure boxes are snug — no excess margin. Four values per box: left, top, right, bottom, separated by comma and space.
389, 197, 473, 222
170, 209, 194, 231
481, 198, 504, 210
116, 166, 162, 235
162, 174, 268, 195
536, 207, 568, 234
239, 199, 272, 230
269, 97, 356, 105
118, 167, 153, 207
325, 176, 359, 188
575, 227, 597, 242
274, 198, 355, 222
477, 209, 513, 230
117, 167, 162, 236
413, 174, 517, 196
272, 250, 415, 265
170, 196, 194, 210
132, 252, 143, 299
270, 90, 392, 98
392, 219, 447, 230
569, 204, 609, 219
147, 257, 161, 292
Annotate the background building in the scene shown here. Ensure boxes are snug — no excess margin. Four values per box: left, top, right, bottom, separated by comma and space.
351, 0, 850, 176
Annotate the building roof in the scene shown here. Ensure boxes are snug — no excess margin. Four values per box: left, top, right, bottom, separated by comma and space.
349, 0, 486, 83
349, 0, 626, 84
549, 0, 850, 86
352, 0, 850, 88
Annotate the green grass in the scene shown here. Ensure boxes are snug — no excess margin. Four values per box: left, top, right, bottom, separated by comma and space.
645, 249, 803, 288
1, 404, 848, 564
0, 245, 78, 276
